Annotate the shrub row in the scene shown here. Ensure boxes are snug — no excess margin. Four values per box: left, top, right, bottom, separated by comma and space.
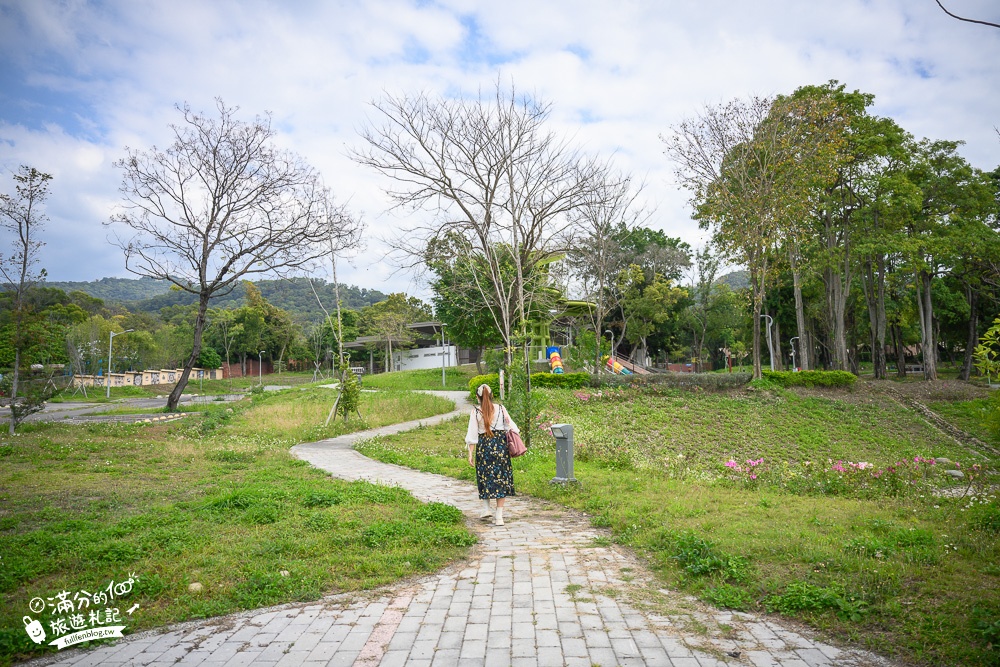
468, 371, 592, 398
468, 373, 500, 399
530, 372, 590, 389
761, 370, 856, 388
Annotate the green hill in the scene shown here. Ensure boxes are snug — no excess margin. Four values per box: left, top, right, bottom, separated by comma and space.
41, 276, 388, 324
44, 276, 168, 302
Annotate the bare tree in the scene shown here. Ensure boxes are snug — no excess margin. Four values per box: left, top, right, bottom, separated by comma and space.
566, 172, 647, 374
109, 99, 334, 410
0, 166, 51, 433
354, 82, 609, 368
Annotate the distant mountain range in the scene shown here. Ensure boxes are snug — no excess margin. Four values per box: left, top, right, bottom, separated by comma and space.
717, 270, 749, 290
42, 276, 389, 325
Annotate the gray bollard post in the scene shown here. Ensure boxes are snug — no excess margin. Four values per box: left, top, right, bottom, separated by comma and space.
550, 423, 578, 484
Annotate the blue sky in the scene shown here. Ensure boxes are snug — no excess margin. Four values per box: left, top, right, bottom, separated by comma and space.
1, 0, 998, 295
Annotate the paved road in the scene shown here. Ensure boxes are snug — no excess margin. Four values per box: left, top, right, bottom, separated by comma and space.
22, 391, 899, 667
0, 394, 245, 424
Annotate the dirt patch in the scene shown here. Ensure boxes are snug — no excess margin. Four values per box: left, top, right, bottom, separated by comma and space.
877, 378, 991, 402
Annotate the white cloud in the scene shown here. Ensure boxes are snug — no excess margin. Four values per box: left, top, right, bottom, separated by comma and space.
0, 0, 997, 298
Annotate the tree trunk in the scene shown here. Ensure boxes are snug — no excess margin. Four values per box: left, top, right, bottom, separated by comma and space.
167, 292, 211, 411
959, 284, 978, 381
750, 266, 764, 379
915, 269, 938, 380
790, 248, 811, 371
861, 256, 888, 379
476, 347, 484, 374
891, 323, 907, 378
7, 348, 20, 435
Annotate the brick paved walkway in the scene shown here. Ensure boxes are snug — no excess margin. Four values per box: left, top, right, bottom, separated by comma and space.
25, 391, 900, 667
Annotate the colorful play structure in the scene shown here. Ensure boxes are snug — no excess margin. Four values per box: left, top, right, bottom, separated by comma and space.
606, 356, 632, 375
546, 347, 565, 374
605, 355, 650, 375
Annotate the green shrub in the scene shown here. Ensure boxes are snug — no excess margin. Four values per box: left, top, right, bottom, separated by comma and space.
761, 370, 856, 388
468, 373, 500, 400
530, 372, 590, 389
669, 531, 750, 582
705, 583, 753, 611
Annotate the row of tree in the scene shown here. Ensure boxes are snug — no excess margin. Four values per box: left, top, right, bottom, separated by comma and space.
355, 81, 999, 381
0, 280, 435, 383
666, 81, 1000, 379
3, 82, 998, 431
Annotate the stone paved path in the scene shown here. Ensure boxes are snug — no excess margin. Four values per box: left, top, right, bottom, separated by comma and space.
25, 391, 901, 667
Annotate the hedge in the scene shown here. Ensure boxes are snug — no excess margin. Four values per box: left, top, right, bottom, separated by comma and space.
761, 370, 856, 388
469, 371, 592, 398
469, 373, 500, 400
530, 372, 590, 389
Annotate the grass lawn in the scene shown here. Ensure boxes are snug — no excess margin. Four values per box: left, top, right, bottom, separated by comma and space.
49, 371, 322, 403
358, 381, 1000, 667
361, 365, 481, 391
927, 397, 998, 445
0, 388, 468, 665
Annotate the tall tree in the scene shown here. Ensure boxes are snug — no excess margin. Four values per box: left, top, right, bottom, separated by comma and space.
0, 166, 52, 433
426, 233, 506, 373
110, 99, 333, 410
903, 140, 992, 379
566, 174, 648, 374
665, 94, 840, 377
359, 294, 432, 371
354, 82, 609, 369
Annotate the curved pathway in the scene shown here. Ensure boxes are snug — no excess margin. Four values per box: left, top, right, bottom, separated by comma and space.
26, 391, 899, 667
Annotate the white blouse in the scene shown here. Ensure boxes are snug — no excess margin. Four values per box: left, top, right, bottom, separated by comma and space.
465, 406, 520, 446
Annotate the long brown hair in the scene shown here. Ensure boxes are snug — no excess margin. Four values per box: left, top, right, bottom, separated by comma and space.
478, 384, 496, 437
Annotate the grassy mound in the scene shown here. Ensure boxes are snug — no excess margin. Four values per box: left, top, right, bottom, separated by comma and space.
359, 382, 1000, 666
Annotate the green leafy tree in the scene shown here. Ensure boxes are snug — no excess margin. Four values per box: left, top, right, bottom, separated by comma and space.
0, 166, 52, 433
903, 140, 995, 379
665, 92, 842, 377
359, 294, 432, 371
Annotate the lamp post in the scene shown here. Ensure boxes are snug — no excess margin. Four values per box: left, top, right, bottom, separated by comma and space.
441, 323, 447, 388
106, 329, 134, 398
258, 351, 266, 386
759, 315, 775, 372
790, 337, 799, 372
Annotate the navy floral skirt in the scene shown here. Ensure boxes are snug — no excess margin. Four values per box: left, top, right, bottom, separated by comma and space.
475, 430, 516, 499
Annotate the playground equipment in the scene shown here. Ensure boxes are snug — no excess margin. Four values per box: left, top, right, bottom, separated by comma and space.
546, 346, 565, 374
606, 356, 633, 375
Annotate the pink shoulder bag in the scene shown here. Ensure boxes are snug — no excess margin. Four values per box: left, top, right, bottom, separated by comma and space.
503, 407, 527, 457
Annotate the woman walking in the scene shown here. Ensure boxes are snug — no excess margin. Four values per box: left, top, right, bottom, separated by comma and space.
465, 383, 519, 526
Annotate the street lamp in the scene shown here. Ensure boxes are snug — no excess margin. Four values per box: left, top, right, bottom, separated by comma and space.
759, 315, 775, 372
258, 351, 266, 386
790, 336, 799, 372
106, 329, 134, 398
441, 323, 447, 388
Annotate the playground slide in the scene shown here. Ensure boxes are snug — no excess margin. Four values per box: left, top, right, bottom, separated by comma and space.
546, 346, 565, 374
606, 356, 632, 375
614, 357, 650, 375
